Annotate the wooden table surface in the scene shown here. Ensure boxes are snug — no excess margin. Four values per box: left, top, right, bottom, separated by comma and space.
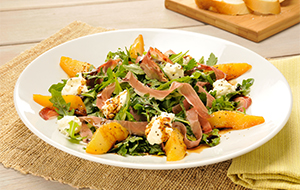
0, 0, 299, 189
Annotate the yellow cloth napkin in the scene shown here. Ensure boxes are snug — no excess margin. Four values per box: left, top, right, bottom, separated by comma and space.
228, 55, 300, 190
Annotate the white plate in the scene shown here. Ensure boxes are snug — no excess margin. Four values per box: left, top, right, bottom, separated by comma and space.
14, 29, 292, 170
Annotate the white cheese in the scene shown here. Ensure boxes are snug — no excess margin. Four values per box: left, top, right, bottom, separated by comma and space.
102, 90, 127, 119
56, 116, 82, 136
61, 73, 88, 95
212, 79, 236, 98
163, 62, 184, 80
145, 112, 174, 145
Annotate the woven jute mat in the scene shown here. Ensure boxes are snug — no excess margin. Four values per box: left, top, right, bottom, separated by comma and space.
0, 21, 247, 190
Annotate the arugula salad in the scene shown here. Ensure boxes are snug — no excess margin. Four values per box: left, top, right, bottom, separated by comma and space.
33, 34, 264, 161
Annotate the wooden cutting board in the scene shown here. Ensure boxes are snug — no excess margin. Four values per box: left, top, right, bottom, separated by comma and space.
165, 0, 300, 42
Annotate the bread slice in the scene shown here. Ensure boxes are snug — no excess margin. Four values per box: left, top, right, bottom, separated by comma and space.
243, 0, 281, 14
195, 0, 251, 15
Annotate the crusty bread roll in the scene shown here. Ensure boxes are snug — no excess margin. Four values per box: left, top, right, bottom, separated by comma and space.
195, 0, 282, 15
244, 0, 281, 14
195, 0, 251, 15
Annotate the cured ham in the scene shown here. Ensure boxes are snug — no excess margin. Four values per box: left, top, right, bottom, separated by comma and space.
123, 71, 210, 119
234, 96, 252, 112
96, 83, 116, 109
195, 81, 215, 107
198, 115, 213, 133
97, 59, 120, 73
139, 47, 170, 82
129, 107, 147, 121
39, 107, 59, 120
172, 108, 208, 148
183, 108, 203, 148
80, 122, 94, 143
149, 47, 173, 64
172, 99, 190, 114
164, 49, 176, 57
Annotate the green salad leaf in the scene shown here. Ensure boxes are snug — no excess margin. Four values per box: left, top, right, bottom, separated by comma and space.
105, 48, 129, 62
184, 58, 198, 71
49, 89, 74, 118
206, 53, 218, 66
208, 96, 239, 114
201, 129, 220, 147
123, 64, 145, 75
48, 79, 67, 93
169, 51, 189, 64
109, 136, 165, 156
114, 89, 134, 121
67, 120, 85, 141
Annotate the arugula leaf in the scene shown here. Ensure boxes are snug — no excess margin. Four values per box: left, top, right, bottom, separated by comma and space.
237, 78, 254, 96
201, 129, 220, 147
208, 95, 238, 114
98, 68, 114, 91
156, 70, 213, 91
141, 77, 163, 89
222, 78, 255, 101
184, 58, 198, 71
206, 53, 218, 66
83, 96, 99, 115
105, 48, 128, 62
113, 74, 122, 95
198, 92, 207, 106
208, 79, 254, 113
109, 136, 165, 156
156, 75, 191, 90
169, 51, 189, 63
81, 89, 97, 99
48, 79, 67, 93
115, 64, 128, 78
49, 89, 74, 117
97, 68, 122, 95
67, 120, 85, 141
198, 56, 204, 64
114, 89, 132, 121
132, 95, 163, 122
123, 64, 145, 75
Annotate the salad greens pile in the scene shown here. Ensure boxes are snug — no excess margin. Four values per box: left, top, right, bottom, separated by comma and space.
47, 46, 254, 157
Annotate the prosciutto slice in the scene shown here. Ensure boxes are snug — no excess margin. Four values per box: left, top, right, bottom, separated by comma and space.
149, 47, 173, 63
195, 81, 215, 107
172, 82, 214, 114
164, 50, 176, 57
139, 47, 169, 82
39, 107, 59, 120
172, 99, 190, 114
96, 83, 116, 109
80, 121, 94, 143
172, 108, 203, 148
198, 115, 212, 133
123, 71, 210, 119
97, 59, 120, 73
234, 96, 252, 112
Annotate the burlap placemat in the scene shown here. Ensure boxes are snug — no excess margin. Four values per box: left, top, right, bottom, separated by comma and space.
0, 21, 247, 190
